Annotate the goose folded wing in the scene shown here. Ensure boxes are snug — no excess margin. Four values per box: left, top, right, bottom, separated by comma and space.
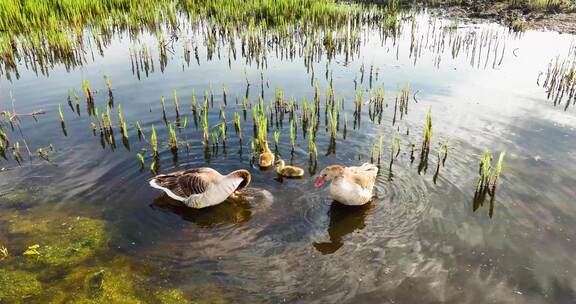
177, 171, 212, 197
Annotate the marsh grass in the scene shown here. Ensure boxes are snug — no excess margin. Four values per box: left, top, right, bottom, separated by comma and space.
508, 0, 573, 11
541, 50, 576, 110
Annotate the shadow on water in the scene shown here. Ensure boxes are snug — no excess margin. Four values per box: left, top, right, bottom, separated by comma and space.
313, 201, 372, 255
151, 195, 253, 228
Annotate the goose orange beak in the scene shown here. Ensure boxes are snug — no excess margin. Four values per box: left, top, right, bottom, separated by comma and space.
314, 177, 325, 188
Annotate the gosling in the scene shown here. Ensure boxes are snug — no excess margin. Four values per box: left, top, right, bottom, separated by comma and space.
275, 159, 304, 178
259, 142, 275, 168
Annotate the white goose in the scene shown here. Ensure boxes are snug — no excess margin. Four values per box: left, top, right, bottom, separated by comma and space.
149, 168, 251, 209
314, 163, 378, 206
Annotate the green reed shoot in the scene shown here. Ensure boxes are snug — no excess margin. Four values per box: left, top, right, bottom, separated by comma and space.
308, 125, 317, 159
173, 89, 180, 117
493, 151, 506, 185
443, 141, 449, 166
136, 153, 145, 168
220, 106, 226, 122
256, 115, 268, 148
168, 123, 178, 151
202, 103, 209, 144
223, 84, 227, 105
58, 103, 65, 123
117, 104, 125, 126
477, 150, 493, 191
219, 122, 227, 144
161, 95, 166, 116
328, 104, 338, 139
422, 107, 432, 152
104, 74, 112, 95
135, 121, 143, 138
234, 112, 242, 139
106, 105, 112, 129
182, 115, 188, 128
81, 80, 94, 103
122, 121, 128, 139
151, 125, 158, 156
242, 97, 247, 112
192, 90, 197, 113
211, 131, 219, 146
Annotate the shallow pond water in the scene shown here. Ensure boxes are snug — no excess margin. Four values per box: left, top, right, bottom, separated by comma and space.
1, 9, 576, 304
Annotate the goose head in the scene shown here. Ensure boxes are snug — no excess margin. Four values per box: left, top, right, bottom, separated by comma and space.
315, 165, 344, 188
230, 169, 251, 191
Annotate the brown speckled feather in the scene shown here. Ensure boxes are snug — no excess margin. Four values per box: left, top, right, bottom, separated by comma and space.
151, 168, 221, 197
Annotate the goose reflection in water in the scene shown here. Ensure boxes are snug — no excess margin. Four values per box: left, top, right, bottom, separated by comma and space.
150, 187, 273, 228
313, 201, 372, 255
151, 195, 253, 228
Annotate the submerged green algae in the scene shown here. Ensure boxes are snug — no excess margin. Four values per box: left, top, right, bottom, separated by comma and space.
47, 263, 143, 303
0, 268, 43, 303
155, 289, 192, 304
9, 215, 107, 267
0, 207, 226, 304
44, 258, 201, 304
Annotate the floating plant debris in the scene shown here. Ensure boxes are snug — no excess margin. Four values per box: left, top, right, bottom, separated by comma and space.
0, 246, 7, 260
23, 244, 40, 256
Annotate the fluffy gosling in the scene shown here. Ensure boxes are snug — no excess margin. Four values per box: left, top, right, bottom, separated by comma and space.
259, 142, 275, 168
275, 159, 304, 177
